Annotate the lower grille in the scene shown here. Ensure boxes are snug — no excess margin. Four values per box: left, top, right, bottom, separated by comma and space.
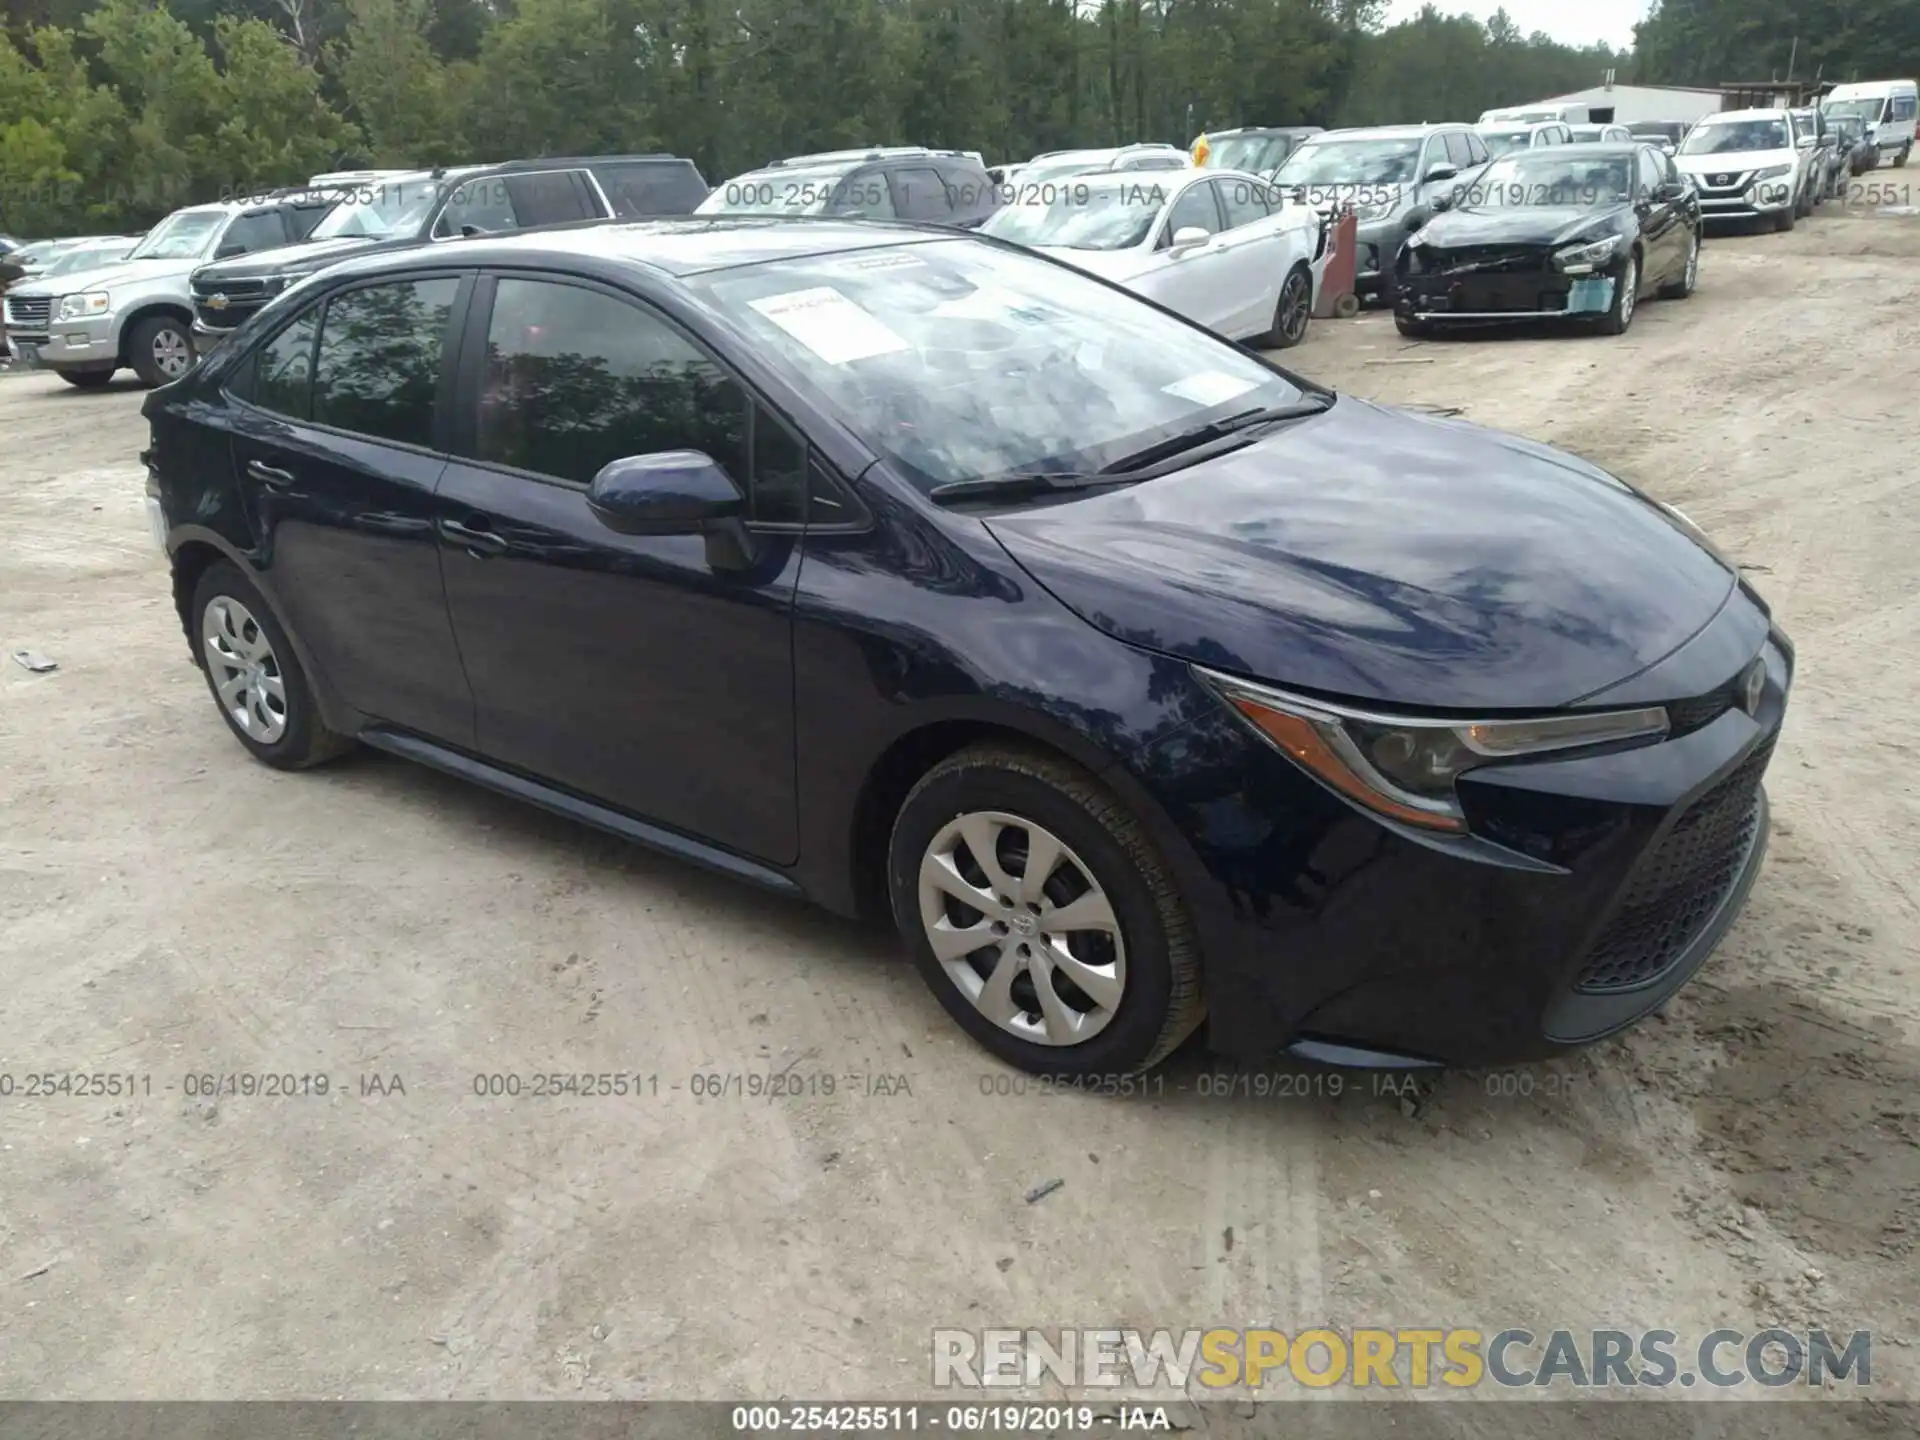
1434, 247, 1547, 274
1574, 738, 1773, 993
5, 295, 51, 328
194, 301, 259, 330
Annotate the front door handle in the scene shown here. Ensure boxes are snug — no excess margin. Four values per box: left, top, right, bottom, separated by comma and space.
246, 458, 294, 488
438, 517, 508, 557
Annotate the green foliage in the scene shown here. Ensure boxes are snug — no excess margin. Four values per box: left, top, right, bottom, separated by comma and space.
7, 0, 1898, 242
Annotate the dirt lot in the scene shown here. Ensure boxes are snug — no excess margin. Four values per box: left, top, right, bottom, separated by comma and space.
3, 210, 1918, 1412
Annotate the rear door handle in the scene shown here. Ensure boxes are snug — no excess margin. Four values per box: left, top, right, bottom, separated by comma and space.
438, 517, 508, 556
246, 459, 294, 488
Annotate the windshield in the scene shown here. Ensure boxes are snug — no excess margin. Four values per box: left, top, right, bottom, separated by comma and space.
42, 244, 134, 277
980, 177, 1170, 250
1469, 153, 1635, 206
309, 177, 443, 240
1017, 154, 1120, 184
1824, 98, 1887, 124
688, 237, 1305, 493
1207, 135, 1293, 173
1478, 129, 1539, 158
1680, 119, 1790, 154
1831, 116, 1864, 138
128, 211, 226, 261
1629, 124, 1682, 141
1275, 138, 1421, 185
697, 164, 863, 216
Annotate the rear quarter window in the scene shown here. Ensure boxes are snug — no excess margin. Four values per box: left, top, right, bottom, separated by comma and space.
593, 161, 711, 216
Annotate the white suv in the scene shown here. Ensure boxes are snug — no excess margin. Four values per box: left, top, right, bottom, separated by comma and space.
1674, 109, 1812, 230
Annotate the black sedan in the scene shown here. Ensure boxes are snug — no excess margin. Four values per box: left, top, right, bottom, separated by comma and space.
141, 217, 1789, 1076
1392, 143, 1702, 338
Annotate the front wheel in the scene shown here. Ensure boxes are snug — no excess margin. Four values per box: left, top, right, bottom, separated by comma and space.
1260, 264, 1313, 348
887, 744, 1204, 1076
55, 368, 114, 388
1394, 313, 1434, 339
1774, 204, 1796, 232
127, 314, 195, 387
1594, 253, 1638, 335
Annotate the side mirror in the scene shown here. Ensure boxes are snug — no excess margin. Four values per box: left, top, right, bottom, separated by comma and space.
588, 451, 758, 569
1655, 180, 1686, 201
1168, 225, 1210, 251
1424, 163, 1458, 183
214, 242, 245, 259
1797, 135, 1815, 148
1402, 206, 1431, 231
588, 450, 742, 533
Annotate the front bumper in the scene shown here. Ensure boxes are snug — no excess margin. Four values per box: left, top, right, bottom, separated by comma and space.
1392, 247, 1621, 323
1128, 595, 1791, 1069
1692, 178, 1794, 220
0, 312, 117, 369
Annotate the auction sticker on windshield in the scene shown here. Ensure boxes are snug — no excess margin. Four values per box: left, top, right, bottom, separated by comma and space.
1163, 371, 1262, 406
748, 287, 910, 364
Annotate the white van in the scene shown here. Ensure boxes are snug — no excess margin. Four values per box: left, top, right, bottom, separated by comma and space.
1822, 80, 1918, 167
1479, 103, 1588, 126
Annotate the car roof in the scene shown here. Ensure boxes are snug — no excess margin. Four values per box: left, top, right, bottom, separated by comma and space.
305, 216, 962, 284
1211, 125, 1322, 136
1475, 120, 1562, 131
1705, 108, 1789, 121
1306, 126, 1454, 141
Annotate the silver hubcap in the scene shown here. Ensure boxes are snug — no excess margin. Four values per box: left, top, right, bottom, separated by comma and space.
153, 327, 191, 377
917, 811, 1125, 1046
202, 596, 287, 743
1618, 259, 1637, 325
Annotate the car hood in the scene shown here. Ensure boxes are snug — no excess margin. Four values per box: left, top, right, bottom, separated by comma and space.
1032, 246, 1155, 284
1415, 204, 1626, 249
5, 255, 197, 297
982, 398, 1737, 710
1675, 148, 1795, 174
194, 236, 381, 284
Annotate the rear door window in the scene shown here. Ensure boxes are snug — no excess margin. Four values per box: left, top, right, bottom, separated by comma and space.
1218, 176, 1269, 228
506, 170, 601, 226
1444, 132, 1473, 168
311, 276, 460, 448
592, 160, 710, 216
218, 211, 291, 258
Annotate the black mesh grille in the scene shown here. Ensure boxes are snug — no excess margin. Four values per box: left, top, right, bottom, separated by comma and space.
1434, 247, 1549, 274
1574, 737, 1773, 993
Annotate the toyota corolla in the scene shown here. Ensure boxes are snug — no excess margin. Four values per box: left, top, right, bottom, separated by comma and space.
140, 217, 1791, 1077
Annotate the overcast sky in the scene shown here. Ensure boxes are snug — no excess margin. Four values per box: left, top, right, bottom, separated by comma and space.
1383, 0, 1651, 52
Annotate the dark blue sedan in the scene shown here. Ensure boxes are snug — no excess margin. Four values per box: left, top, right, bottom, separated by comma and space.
141, 216, 1791, 1076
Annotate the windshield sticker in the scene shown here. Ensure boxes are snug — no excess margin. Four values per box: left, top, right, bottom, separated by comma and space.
833, 251, 928, 271
1162, 371, 1261, 406
748, 287, 910, 364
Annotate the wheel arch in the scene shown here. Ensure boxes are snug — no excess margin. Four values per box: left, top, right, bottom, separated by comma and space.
117, 301, 195, 365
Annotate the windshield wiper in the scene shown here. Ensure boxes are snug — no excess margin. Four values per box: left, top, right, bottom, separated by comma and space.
1095, 394, 1334, 474
927, 470, 1143, 505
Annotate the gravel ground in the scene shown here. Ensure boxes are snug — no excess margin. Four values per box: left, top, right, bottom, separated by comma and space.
1, 209, 1916, 1416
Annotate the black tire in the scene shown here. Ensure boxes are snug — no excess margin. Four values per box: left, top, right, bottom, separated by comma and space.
1394, 314, 1434, 339
1775, 204, 1795, 232
1594, 250, 1639, 335
886, 743, 1204, 1076
190, 561, 352, 770
126, 313, 195, 388
55, 368, 113, 388
1897, 144, 1911, 168
1658, 228, 1699, 299
1259, 264, 1313, 348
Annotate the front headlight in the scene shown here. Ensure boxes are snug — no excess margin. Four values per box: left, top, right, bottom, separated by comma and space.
1751, 165, 1791, 181
58, 291, 110, 321
1195, 667, 1669, 833
1553, 234, 1622, 268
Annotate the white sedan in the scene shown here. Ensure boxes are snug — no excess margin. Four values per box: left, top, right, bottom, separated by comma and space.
979, 166, 1323, 347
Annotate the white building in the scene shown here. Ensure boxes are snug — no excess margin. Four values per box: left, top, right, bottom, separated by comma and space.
1522, 82, 1726, 126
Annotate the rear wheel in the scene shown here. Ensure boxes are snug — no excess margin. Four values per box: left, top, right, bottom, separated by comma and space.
1658, 228, 1699, 299
55, 368, 114, 388
887, 744, 1204, 1076
190, 561, 352, 770
1394, 314, 1434, 339
1898, 143, 1911, 168
1260, 264, 1313, 348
